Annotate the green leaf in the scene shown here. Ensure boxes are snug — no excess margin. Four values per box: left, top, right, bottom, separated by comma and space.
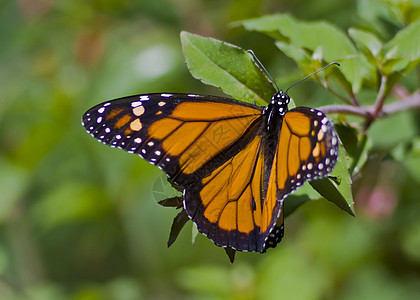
335, 124, 371, 176
369, 110, 417, 148
167, 209, 189, 247
284, 194, 311, 217
224, 248, 236, 263
180, 31, 276, 105
356, 0, 404, 35
348, 28, 383, 62
393, 138, 420, 183
157, 196, 183, 208
310, 141, 355, 216
152, 175, 182, 203
241, 14, 355, 57
239, 14, 375, 93
275, 41, 354, 96
284, 182, 321, 217
274, 41, 312, 66
192, 222, 199, 245
382, 19, 420, 74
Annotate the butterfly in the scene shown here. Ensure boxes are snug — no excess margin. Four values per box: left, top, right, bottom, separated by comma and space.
82, 88, 339, 253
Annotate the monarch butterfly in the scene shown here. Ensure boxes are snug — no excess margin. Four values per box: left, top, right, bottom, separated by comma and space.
82, 60, 339, 253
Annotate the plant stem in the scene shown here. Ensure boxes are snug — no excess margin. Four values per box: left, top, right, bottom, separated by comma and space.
318, 91, 420, 117
373, 74, 388, 117
317, 104, 370, 117
382, 91, 420, 115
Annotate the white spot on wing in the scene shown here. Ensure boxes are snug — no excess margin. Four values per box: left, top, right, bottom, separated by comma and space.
131, 101, 142, 107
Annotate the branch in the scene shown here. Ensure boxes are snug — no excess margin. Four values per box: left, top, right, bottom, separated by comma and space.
382, 91, 420, 115
317, 104, 371, 117
361, 74, 388, 130
317, 91, 420, 118
373, 75, 387, 116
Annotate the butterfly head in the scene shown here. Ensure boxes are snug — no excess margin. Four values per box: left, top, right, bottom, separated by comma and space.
270, 90, 290, 116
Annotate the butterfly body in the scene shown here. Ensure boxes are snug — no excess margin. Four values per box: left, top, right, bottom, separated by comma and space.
83, 92, 338, 253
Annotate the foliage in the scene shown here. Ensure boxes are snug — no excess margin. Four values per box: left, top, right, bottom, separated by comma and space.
1, 0, 420, 299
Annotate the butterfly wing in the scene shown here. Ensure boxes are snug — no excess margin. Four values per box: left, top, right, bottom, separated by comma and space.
184, 132, 266, 252
82, 93, 262, 186
276, 107, 339, 194
83, 94, 338, 253
261, 106, 339, 250
184, 106, 338, 253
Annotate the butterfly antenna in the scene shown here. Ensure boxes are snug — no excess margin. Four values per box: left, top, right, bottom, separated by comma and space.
285, 62, 340, 94
247, 50, 280, 93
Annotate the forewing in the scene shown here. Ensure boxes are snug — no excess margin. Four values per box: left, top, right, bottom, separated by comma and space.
82, 93, 262, 186
276, 107, 338, 192
258, 107, 338, 251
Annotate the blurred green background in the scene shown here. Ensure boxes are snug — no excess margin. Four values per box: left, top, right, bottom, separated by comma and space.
1, 0, 420, 299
